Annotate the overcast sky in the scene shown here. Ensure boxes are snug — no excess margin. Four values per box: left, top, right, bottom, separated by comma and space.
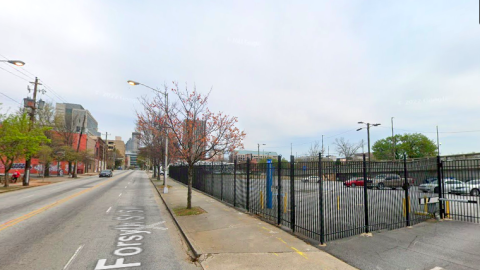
1, 1, 479, 158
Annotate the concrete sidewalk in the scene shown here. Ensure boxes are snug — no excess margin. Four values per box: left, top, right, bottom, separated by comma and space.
153, 178, 356, 270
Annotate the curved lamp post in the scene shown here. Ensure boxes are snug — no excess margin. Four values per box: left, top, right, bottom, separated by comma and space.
0, 60, 25, 66
128, 80, 169, 194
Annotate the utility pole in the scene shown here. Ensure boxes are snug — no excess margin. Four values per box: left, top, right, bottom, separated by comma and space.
436, 126, 440, 156
322, 135, 324, 155
391, 117, 395, 160
102, 132, 110, 170
73, 113, 87, 178
23, 77, 41, 186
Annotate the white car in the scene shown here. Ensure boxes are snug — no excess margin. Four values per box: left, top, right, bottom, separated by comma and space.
419, 178, 464, 193
301, 176, 321, 183
450, 179, 480, 196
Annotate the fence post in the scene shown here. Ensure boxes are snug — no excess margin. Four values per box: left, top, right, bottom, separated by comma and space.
234, 159, 237, 207
362, 154, 370, 233
221, 161, 224, 201
211, 161, 214, 195
277, 155, 282, 225
436, 156, 444, 219
247, 158, 251, 211
290, 155, 295, 232
319, 153, 325, 244
404, 155, 411, 227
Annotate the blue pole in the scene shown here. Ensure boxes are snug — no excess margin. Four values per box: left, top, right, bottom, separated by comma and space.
266, 159, 273, 209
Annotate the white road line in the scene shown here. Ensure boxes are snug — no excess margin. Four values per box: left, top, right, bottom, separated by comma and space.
106, 207, 112, 213
119, 193, 122, 197
125, 186, 127, 188
430, 267, 444, 270
22, 195, 34, 199
63, 244, 84, 270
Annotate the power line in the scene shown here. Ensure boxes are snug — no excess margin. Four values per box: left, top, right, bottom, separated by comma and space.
0, 66, 30, 82
0, 91, 22, 105
0, 62, 35, 80
40, 81, 67, 103
379, 125, 480, 134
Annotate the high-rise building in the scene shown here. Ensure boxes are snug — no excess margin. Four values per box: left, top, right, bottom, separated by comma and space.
125, 132, 141, 167
55, 103, 100, 136
183, 120, 206, 158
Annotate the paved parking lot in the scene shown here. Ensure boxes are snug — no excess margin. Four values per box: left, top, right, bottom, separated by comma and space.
321, 220, 480, 270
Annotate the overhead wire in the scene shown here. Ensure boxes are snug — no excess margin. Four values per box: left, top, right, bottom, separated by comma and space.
0, 91, 22, 105
0, 66, 30, 82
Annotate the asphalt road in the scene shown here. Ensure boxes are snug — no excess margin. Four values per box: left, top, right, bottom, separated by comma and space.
0, 170, 199, 270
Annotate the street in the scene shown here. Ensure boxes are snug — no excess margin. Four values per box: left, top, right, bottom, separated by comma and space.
0, 170, 199, 270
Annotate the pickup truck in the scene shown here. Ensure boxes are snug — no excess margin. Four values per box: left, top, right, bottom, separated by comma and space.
370, 174, 414, 190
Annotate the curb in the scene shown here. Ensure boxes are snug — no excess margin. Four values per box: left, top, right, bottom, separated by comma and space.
149, 177, 201, 261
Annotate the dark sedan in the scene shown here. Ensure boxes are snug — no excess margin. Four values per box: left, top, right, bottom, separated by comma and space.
99, 170, 113, 177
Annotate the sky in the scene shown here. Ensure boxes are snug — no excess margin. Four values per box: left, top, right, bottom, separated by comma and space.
1, 0, 480, 158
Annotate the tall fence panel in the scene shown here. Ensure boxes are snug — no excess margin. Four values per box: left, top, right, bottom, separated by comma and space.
168, 156, 480, 244
441, 159, 480, 223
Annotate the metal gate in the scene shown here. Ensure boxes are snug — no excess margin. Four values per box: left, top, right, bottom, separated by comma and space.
439, 159, 480, 223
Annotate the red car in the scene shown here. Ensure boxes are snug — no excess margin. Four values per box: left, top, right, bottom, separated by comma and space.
344, 177, 371, 187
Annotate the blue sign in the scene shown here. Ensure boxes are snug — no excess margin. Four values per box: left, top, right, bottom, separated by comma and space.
303, 165, 306, 171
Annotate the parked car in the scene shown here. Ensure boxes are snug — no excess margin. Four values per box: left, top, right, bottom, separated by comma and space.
302, 176, 321, 183
99, 170, 113, 177
344, 177, 372, 187
418, 178, 463, 193
450, 179, 480, 196
371, 174, 414, 189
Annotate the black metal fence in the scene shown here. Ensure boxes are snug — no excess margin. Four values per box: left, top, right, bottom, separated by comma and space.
169, 155, 480, 243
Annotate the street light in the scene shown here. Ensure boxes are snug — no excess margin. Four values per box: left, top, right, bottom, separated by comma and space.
257, 143, 265, 160
128, 80, 169, 194
0, 60, 25, 66
357, 122, 381, 163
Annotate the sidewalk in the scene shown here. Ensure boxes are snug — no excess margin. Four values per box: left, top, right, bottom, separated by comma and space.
0, 174, 93, 194
152, 177, 356, 270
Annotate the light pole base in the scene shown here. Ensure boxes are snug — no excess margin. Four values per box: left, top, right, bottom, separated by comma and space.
163, 186, 169, 194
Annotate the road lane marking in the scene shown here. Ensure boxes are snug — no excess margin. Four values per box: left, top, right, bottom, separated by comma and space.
291, 247, 308, 259
125, 186, 127, 188
277, 237, 287, 244
63, 244, 84, 270
22, 195, 34, 199
119, 193, 122, 197
0, 177, 117, 232
106, 207, 112, 213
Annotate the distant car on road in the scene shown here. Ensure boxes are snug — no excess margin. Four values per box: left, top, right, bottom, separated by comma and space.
418, 178, 463, 193
450, 179, 480, 196
99, 170, 113, 177
344, 177, 372, 187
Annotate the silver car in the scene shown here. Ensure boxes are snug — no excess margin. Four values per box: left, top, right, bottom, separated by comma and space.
450, 179, 480, 196
418, 178, 463, 193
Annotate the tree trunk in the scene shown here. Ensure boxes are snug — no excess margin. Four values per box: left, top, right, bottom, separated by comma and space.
3, 171, 9, 188
68, 161, 72, 175
45, 162, 50, 177
157, 164, 160, 181
153, 163, 157, 178
187, 165, 193, 209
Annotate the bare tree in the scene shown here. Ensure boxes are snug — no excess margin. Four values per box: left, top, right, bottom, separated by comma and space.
334, 137, 362, 161
53, 112, 82, 175
141, 82, 246, 209
306, 141, 324, 161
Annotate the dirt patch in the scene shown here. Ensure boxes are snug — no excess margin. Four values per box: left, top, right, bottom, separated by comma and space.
173, 206, 207, 216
